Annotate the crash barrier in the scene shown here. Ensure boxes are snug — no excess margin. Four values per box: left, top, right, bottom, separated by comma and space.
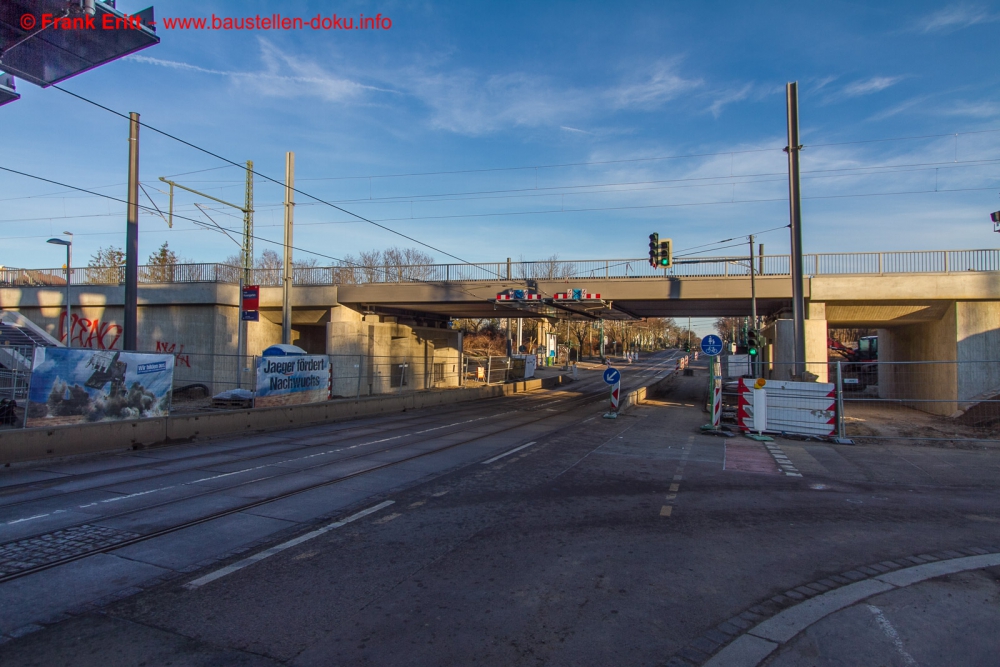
718, 360, 1000, 443
0, 375, 568, 465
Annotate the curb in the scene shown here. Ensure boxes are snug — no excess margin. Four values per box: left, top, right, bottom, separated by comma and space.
665, 545, 1000, 667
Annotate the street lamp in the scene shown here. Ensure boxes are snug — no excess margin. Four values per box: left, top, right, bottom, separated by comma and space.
46, 232, 73, 347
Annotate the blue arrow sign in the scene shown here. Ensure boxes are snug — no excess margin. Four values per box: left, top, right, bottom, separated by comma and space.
603, 367, 621, 385
701, 334, 724, 356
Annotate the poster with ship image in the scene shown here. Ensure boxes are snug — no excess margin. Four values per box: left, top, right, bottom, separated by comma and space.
26, 348, 174, 427
255, 355, 331, 408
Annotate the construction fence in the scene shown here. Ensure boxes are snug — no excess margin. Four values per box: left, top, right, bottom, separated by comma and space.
716, 359, 1000, 443
0, 348, 466, 429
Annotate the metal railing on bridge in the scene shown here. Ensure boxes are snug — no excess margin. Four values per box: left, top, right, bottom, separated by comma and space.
4, 248, 999, 287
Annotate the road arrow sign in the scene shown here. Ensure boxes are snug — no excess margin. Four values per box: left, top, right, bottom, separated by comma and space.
603, 367, 621, 384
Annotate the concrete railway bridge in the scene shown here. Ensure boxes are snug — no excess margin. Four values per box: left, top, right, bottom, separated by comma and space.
3, 248, 999, 413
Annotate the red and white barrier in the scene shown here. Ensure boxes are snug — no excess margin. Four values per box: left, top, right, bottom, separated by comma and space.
610, 381, 620, 412
553, 292, 601, 300
496, 293, 541, 301
737, 378, 836, 437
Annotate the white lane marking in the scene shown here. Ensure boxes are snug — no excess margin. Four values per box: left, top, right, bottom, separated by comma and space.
481, 441, 537, 465
867, 605, 917, 665
5, 413, 515, 525
183, 500, 394, 589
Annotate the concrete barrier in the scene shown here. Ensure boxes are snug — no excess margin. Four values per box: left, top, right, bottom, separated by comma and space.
618, 368, 680, 414
0, 375, 567, 465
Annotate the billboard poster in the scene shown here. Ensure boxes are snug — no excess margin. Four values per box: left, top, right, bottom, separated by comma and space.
255, 355, 330, 408
26, 348, 174, 427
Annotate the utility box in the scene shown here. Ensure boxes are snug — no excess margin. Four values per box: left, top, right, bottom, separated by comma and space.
512, 354, 537, 378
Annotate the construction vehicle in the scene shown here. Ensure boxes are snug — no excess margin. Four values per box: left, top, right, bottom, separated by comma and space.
84, 351, 127, 396
828, 336, 878, 390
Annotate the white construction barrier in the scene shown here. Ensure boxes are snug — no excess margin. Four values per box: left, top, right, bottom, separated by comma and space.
737, 377, 836, 437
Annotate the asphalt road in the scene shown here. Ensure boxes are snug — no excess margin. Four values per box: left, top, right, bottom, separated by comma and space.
2, 353, 999, 666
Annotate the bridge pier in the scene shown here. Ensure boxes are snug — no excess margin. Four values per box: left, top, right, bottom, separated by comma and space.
325, 305, 461, 396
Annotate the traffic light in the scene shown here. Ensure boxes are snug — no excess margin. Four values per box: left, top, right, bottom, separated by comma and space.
658, 238, 672, 267
648, 233, 659, 267
747, 329, 760, 357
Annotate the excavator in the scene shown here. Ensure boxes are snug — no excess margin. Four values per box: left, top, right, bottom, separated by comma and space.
828, 336, 878, 390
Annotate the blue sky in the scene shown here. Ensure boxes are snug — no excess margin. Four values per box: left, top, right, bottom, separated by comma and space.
2, 0, 999, 336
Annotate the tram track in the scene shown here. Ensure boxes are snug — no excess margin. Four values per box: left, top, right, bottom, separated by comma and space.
0, 354, 679, 585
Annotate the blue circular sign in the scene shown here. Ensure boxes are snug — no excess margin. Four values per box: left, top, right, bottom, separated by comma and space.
700, 334, 724, 356
603, 367, 621, 385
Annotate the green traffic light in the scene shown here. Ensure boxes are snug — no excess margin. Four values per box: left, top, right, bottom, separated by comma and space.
659, 258, 669, 266
749, 348, 758, 356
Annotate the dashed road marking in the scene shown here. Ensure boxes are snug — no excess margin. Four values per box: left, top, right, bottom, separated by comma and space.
481, 441, 537, 465
669, 483, 680, 492
765, 443, 802, 477
183, 500, 394, 589
660, 505, 673, 516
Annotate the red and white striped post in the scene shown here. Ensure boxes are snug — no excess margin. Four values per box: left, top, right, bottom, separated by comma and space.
709, 356, 721, 429
610, 381, 620, 412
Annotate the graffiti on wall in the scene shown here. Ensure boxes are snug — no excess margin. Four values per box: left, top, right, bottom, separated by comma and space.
155, 341, 191, 368
58, 312, 123, 350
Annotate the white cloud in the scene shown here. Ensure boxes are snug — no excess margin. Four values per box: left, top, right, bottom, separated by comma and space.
914, 3, 999, 32
605, 61, 702, 110
128, 43, 391, 104
936, 100, 1000, 118
842, 76, 904, 97
707, 82, 783, 118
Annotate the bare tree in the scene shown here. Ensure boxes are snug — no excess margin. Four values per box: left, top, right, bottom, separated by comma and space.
515, 253, 573, 280
715, 317, 744, 345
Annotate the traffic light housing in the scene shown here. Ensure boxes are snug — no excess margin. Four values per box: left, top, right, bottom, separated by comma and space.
747, 329, 760, 357
648, 233, 659, 267
658, 238, 672, 267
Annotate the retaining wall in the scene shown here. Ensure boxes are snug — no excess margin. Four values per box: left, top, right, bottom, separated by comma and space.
0, 376, 564, 465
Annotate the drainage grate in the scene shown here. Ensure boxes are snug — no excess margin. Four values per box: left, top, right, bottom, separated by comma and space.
0, 524, 141, 577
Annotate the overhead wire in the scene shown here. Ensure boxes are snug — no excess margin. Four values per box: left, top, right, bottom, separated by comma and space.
52, 84, 501, 277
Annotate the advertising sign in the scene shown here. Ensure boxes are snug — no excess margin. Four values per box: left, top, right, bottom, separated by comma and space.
26, 348, 174, 427
255, 355, 330, 407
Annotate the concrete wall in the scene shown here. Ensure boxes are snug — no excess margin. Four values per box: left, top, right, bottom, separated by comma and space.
876, 303, 958, 415
0, 375, 566, 465
956, 301, 1000, 404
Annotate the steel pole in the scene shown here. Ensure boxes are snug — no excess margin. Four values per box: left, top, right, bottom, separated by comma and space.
785, 82, 806, 378
282, 152, 295, 345
124, 112, 140, 350
65, 242, 72, 348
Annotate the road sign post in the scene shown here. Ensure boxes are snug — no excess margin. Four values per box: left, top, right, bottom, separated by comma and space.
603, 367, 621, 419
699, 335, 724, 432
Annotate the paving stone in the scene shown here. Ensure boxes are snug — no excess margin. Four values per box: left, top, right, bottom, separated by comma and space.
805, 582, 830, 593
857, 566, 879, 575
917, 553, 940, 562
727, 615, 754, 631
816, 578, 840, 588
967, 547, 989, 555
842, 570, 867, 581
784, 589, 806, 600
664, 658, 694, 667
677, 646, 710, 664
879, 560, 904, 569
703, 628, 730, 645
691, 635, 723, 654
868, 563, 890, 573
829, 574, 852, 584
716, 620, 741, 636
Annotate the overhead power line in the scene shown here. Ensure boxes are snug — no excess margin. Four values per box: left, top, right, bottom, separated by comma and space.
53, 84, 498, 276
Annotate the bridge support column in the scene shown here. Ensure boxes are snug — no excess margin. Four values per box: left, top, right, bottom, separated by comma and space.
764, 302, 828, 382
